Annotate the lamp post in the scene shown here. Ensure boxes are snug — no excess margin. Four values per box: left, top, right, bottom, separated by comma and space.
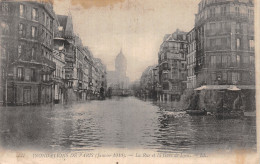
4, 50, 9, 107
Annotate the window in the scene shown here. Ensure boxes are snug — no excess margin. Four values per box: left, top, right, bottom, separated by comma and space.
31, 48, 35, 60
46, 33, 48, 43
31, 26, 37, 38
1, 22, 10, 35
50, 20, 53, 31
222, 72, 227, 81
211, 55, 216, 67
17, 67, 24, 80
181, 73, 185, 80
221, 6, 226, 15
236, 38, 240, 49
216, 38, 221, 46
221, 38, 227, 47
216, 55, 221, 67
31, 68, 36, 81
250, 56, 254, 64
43, 12, 46, 25
211, 72, 216, 81
231, 54, 236, 67
49, 35, 52, 45
19, 4, 25, 17
2, 3, 9, 15
222, 55, 228, 68
210, 8, 215, 17
237, 55, 240, 66
42, 74, 46, 81
18, 23, 25, 37
210, 22, 215, 31
249, 39, 254, 51
235, 7, 240, 16
162, 82, 169, 90
1, 45, 6, 59
236, 23, 241, 33
46, 16, 49, 29
18, 45, 22, 57
231, 72, 241, 84
210, 39, 215, 47
32, 8, 38, 21
182, 63, 185, 68
242, 56, 249, 65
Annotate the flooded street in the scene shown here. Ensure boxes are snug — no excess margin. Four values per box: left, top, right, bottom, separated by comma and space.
0, 97, 256, 153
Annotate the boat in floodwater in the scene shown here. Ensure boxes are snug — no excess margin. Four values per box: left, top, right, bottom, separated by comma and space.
186, 109, 207, 116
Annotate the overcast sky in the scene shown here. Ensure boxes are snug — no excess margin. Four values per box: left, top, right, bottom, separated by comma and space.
54, 0, 200, 82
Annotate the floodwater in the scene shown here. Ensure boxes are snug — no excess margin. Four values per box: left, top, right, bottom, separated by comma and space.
0, 97, 256, 153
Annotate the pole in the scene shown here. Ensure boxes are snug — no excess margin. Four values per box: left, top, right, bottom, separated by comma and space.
5, 51, 8, 107
5, 74, 7, 107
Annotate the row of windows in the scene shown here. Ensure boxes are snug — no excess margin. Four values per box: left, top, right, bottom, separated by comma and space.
199, 0, 253, 11
197, 4, 254, 21
18, 23, 37, 38
210, 54, 254, 68
1, 21, 52, 46
0, 3, 53, 31
17, 67, 36, 81
16, 45, 53, 61
16, 67, 52, 82
18, 4, 38, 22
210, 71, 252, 84
207, 38, 254, 50
205, 21, 253, 35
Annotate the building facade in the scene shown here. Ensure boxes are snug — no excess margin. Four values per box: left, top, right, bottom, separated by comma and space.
186, 28, 197, 89
140, 65, 156, 99
194, 0, 254, 86
194, 0, 255, 111
107, 49, 129, 95
158, 29, 187, 101
0, 0, 55, 105
54, 14, 79, 102
52, 49, 65, 104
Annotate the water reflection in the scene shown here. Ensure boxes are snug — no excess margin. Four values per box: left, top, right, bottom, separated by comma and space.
0, 97, 256, 153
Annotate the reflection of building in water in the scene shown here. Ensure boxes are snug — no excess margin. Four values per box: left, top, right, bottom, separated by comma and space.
107, 49, 129, 93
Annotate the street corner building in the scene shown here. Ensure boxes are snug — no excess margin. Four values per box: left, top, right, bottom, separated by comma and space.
194, 0, 255, 87
194, 0, 255, 111
158, 29, 188, 102
0, 0, 108, 106
0, 0, 56, 105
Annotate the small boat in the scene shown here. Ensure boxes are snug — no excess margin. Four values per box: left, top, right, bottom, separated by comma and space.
186, 109, 207, 116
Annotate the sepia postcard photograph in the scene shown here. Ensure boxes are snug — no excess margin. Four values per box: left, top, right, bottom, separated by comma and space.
0, 0, 259, 163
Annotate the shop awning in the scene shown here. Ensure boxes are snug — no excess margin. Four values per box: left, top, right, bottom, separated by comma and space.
238, 85, 255, 90
194, 85, 255, 91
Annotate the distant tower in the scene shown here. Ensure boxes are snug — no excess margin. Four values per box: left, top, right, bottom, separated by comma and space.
115, 49, 127, 76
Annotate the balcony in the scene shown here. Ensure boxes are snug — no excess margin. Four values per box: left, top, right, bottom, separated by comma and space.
196, 12, 253, 27
205, 28, 231, 36
41, 57, 56, 70
205, 44, 230, 51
